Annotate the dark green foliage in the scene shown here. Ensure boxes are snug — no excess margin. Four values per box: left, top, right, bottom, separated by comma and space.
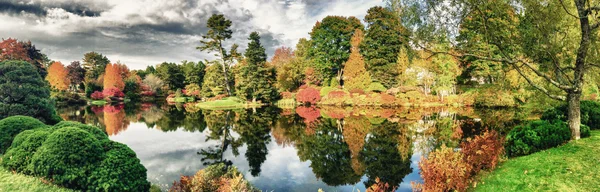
85, 82, 103, 98
0, 116, 48, 154
0, 60, 62, 124
360, 6, 407, 88
29, 127, 104, 189
197, 14, 237, 96
541, 101, 600, 129
2, 129, 51, 174
367, 82, 387, 93
156, 62, 185, 91
581, 124, 591, 138
82, 52, 110, 81
89, 140, 150, 192
182, 60, 205, 87
308, 16, 364, 85
124, 79, 141, 101
52, 121, 108, 141
236, 32, 279, 103
51, 91, 87, 106
202, 64, 231, 98
505, 120, 571, 157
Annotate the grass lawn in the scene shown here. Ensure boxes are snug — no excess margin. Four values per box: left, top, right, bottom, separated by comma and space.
196, 97, 263, 110
474, 130, 600, 192
90, 100, 107, 105
0, 164, 73, 192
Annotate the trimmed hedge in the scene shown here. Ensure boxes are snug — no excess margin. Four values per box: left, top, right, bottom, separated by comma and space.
1, 129, 52, 174
89, 141, 150, 192
29, 127, 104, 189
541, 100, 600, 129
0, 116, 48, 154
1, 118, 150, 191
52, 121, 108, 141
505, 120, 571, 157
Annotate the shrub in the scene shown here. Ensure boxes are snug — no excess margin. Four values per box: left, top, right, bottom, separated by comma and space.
103, 87, 125, 98
170, 163, 258, 192
85, 82, 103, 98
327, 90, 347, 98
280, 91, 293, 99
320, 86, 337, 97
417, 145, 471, 192
89, 141, 150, 192
52, 121, 108, 141
0, 116, 48, 154
296, 87, 321, 104
29, 127, 104, 189
581, 124, 591, 138
541, 100, 600, 129
0, 60, 62, 124
185, 84, 201, 97
349, 89, 365, 95
460, 130, 504, 174
2, 129, 51, 174
91, 91, 105, 100
367, 82, 386, 93
505, 120, 571, 157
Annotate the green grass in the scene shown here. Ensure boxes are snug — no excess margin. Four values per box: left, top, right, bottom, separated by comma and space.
90, 100, 107, 105
196, 97, 261, 110
0, 163, 74, 192
474, 130, 600, 192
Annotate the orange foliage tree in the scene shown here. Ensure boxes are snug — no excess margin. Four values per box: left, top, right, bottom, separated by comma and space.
46, 61, 70, 91
103, 63, 126, 91
343, 29, 371, 91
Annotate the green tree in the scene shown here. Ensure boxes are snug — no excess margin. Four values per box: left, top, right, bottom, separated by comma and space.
0, 60, 61, 124
197, 14, 239, 96
82, 52, 110, 82
202, 63, 231, 97
275, 39, 311, 92
155, 62, 185, 91
235, 108, 276, 176
360, 6, 408, 88
182, 60, 206, 87
236, 32, 279, 103
308, 16, 364, 86
343, 29, 372, 91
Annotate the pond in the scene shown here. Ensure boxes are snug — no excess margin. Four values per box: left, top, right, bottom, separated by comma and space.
56, 102, 527, 191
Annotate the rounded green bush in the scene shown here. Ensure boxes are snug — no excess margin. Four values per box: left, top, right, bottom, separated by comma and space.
581, 124, 591, 138
0, 116, 48, 154
89, 140, 150, 192
2, 129, 52, 174
541, 100, 600, 129
505, 120, 571, 157
367, 82, 387, 93
52, 121, 108, 141
29, 127, 103, 189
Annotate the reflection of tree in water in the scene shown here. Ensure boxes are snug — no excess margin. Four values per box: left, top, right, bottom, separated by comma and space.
235, 107, 278, 176
360, 120, 412, 188
342, 116, 371, 175
139, 104, 164, 128
296, 118, 362, 186
104, 104, 130, 136
155, 106, 186, 132
199, 110, 242, 166
272, 113, 305, 147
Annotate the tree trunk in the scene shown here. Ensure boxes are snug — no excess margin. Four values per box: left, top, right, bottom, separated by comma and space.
567, 92, 581, 140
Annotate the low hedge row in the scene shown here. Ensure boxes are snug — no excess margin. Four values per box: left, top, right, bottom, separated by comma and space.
0, 116, 149, 191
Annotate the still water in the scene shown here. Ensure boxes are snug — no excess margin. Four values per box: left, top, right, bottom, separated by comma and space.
57, 102, 525, 191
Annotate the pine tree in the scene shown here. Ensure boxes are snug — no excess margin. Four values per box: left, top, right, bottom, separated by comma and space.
46, 61, 70, 91
343, 29, 371, 91
235, 32, 278, 103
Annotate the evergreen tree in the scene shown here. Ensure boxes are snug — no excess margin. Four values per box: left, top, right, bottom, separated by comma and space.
202, 63, 230, 98
308, 16, 364, 86
182, 60, 206, 87
82, 52, 110, 82
236, 32, 278, 103
360, 6, 408, 88
343, 29, 371, 91
155, 62, 185, 91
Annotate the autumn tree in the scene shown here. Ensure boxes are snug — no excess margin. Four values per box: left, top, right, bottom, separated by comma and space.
236, 32, 279, 103
399, 0, 600, 139
197, 14, 240, 96
361, 6, 408, 88
66, 61, 86, 91
103, 63, 125, 91
308, 16, 364, 86
46, 61, 70, 91
0, 38, 48, 77
343, 29, 372, 91
82, 52, 110, 83
275, 39, 311, 92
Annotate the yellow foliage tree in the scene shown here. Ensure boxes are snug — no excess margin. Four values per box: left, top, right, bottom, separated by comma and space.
343, 29, 371, 91
46, 61, 70, 91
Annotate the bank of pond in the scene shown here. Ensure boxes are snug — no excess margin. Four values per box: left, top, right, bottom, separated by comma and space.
1, 100, 598, 191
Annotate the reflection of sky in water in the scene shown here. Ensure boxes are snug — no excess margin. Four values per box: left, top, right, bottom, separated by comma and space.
109, 122, 423, 191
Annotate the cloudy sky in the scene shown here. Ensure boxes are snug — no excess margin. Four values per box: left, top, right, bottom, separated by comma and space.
0, 0, 384, 69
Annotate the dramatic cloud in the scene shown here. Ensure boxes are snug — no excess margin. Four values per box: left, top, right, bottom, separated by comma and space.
0, 0, 383, 69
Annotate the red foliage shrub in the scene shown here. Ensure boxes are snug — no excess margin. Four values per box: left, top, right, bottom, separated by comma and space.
460, 130, 504, 174
416, 145, 471, 192
170, 176, 192, 192
90, 91, 104, 100
280, 91, 293, 99
349, 89, 365, 95
103, 87, 125, 98
141, 91, 155, 96
379, 109, 394, 118
296, 106, 321, 124
296, 87, 321, 104
379, 93, 396, 104
327, 90, 347, 98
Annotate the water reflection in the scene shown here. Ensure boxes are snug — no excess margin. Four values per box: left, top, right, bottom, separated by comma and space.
56, 103, 527, 191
